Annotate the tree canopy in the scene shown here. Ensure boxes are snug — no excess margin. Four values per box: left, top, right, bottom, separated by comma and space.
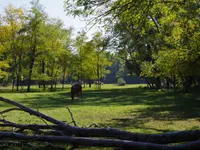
0, 0, 112, 91
64, 0, 200, 91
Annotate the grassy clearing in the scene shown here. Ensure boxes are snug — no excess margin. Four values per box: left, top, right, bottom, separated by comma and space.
0, 84, 200, 134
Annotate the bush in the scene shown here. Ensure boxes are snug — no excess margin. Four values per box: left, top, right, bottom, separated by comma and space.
117, 78, 126, 86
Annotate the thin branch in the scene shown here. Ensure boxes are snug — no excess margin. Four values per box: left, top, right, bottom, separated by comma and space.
0, 119, 52, 134
0, 120, 66, 137
1, 97, 200, 144
149, 15, 160, 33
0, 108, 22, 114
0, 119, 13, 124
66, 107, 77, 127
0, 97, 69, 127
0, 121, 60, 130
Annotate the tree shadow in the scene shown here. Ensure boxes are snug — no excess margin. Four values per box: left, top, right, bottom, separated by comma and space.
1, 86, 200, 132
23, 87, 150, 108
101, 117, 175, 133
93, 89, 200, 132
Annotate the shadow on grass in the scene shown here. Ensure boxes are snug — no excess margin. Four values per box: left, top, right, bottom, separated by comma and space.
1, 86, 200, 132
17, 87, 200, 117
100, 117, 175, 133
16, 87, 151, 107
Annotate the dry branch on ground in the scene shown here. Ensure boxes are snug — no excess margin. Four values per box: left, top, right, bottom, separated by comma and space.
0, 96, 200, 150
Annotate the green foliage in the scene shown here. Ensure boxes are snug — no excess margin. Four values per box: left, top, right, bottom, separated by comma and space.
71, 31, 112, 82
64, 0, 200, 90
0, 1, 113, 91
0, 61, 9, 79
65, 0, 200, 89
117, 77, 126, 86
1, 0, 199, 91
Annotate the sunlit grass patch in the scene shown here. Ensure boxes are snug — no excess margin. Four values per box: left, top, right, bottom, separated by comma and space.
0, 84, 200, 134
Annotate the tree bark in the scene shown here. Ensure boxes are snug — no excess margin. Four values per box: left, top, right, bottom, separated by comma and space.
0, 131, 200, 150
89, 79, 92, 88
42, 61, 46, 90
0, 96, 200, 146
27, 57, 34, 92
62, 69, 66, 90
155, 77, 161, 89
16, 56, 22, 91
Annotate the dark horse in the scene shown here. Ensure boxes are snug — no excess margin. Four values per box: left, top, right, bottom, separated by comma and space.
71, 83, 82, 100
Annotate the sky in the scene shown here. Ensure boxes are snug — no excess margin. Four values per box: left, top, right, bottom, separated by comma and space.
0, 0, 98, 38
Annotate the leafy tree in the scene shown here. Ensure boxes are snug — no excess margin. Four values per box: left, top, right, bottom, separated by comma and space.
91, 32, 111, 88
0, 5, 26, 90
59, 28, 73, 89
73, 31, 88, 82
23, 0, 47, 92
71, 31, 111, 88
0, 47, 9, 81
64, 0, 200, 91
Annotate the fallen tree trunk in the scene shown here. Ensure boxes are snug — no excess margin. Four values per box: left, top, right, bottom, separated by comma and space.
0, 131, 200, 150
0, 96, 200, 149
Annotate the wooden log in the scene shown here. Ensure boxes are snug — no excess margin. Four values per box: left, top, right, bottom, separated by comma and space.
0, 96, 200, 145
0, 131, 200, 150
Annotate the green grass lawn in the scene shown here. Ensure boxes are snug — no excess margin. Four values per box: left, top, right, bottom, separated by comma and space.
0, 84, 200, 134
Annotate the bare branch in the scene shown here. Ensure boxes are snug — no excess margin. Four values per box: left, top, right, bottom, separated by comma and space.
0, 131, 200, 150
1, 97, 200, 144
0, 108, 22, 114
0, 121, 59, 130
66, 107, 77, 126
0, 97, 69, 127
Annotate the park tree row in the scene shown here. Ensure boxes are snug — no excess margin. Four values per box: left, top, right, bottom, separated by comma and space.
0, 0, 112, 92
64, 0, 200, 91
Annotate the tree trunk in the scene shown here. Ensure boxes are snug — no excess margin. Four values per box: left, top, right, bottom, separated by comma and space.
16, 69, 20, 91
145, 78, 154, 89
11, 75, 15, 92
183, 76, 192, 93
16, 55, 22, 91
11, 59, 17, 91
27, 37, 36, 92
42, 61, 46, 90
84, 78, 86, 88
155, 77, 161, 89
54, 74, 57, 90
50, 63, 54, 92
89, 79, 92, 88
197, 77, 200, 87
97, 53, 101, 89
54, 80, 57, 89
170, 76, 176, 91
62, 69, 66, 90
166, 78, 169, 90
50, 79, 54, 91
27, 57, 35, 92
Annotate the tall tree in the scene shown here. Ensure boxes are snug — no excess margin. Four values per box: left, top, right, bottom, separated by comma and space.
64, 0, 200, 90
92, 32, 111, 88
0, 5, 26, 90
24, 0, 47, 92
58, 27, 73, 89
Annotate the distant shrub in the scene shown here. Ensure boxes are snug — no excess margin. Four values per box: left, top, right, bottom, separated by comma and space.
117, 78, 126, 86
